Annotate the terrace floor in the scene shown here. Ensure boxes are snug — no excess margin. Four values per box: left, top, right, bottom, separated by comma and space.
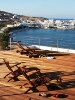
0, 49, 75, 100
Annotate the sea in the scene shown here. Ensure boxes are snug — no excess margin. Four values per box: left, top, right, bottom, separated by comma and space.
12, 28, 75, 50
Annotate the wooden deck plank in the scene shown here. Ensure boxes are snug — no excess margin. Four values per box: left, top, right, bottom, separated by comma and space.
0, 49, 75, 100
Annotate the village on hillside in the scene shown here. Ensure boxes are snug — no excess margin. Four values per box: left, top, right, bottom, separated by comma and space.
0, 11, 75, 33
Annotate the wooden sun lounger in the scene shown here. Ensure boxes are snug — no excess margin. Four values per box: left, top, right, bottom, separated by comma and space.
16, 42, 40, 55
16, 42, 30, 55
3, 59, 40, 82
3, 59, 22, 82
18, 67, 51, 93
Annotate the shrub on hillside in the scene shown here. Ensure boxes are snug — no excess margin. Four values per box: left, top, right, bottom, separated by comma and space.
0, 33, 10, 50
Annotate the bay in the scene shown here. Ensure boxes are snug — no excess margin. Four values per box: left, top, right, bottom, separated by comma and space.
12, 28, 75, 50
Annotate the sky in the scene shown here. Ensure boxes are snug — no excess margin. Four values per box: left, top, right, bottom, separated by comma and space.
0, 0, 75, 19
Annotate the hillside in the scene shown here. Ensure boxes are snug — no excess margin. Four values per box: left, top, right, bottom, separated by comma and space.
0, 10, 48, 25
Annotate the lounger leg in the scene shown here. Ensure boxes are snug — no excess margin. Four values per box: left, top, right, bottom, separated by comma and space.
24, 87, 39, 94
4, 73, 11, 78
44, 83, 50, 91
13, 77, 20, 81
8, 77, 19, 82
24, 88, 32, 94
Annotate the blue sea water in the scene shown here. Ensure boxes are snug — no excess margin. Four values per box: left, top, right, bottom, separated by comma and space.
12, 28, 75, 50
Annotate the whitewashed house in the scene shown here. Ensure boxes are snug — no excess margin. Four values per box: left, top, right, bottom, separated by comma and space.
4, 13, 11, 16
69, 20, 75, 29
55, 20, 62, 28
48, 19, 54, 28
7, 24, 14, 27
13, 15, 19, 19
0, 18, 9, 22
20, 18, 27, 23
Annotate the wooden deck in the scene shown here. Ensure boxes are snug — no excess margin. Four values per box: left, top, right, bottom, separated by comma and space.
0, 49, 75, 100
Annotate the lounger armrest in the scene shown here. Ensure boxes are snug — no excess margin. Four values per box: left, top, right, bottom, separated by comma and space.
11, 63, 21, 68
29, 70, 41, 77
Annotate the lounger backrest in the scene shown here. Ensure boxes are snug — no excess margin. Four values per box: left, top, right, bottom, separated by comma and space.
25, 45, 31, 50
16, 42, 25, 50
18, 67, 34, 86
25, 45, 35, 53
3, 59, 13, 72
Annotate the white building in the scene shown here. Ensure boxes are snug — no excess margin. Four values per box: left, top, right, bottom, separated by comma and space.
55, 20, 62, 27
0, 18, 9, 22
20, 18, 27, 23
4, 13, 11, 16
13, 15, 19, 19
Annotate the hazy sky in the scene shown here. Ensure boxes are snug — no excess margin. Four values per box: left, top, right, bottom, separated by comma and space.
0, 0, 75, 19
